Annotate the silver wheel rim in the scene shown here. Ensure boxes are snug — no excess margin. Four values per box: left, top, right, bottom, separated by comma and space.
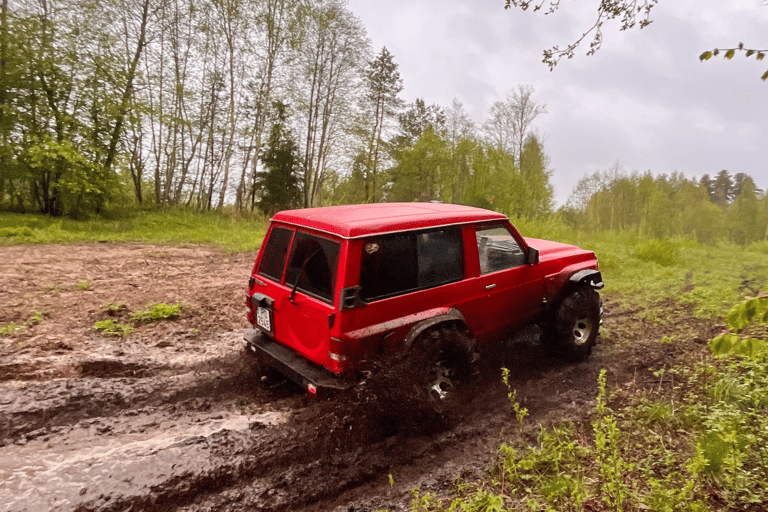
572, 315, 595, 346
427, 362, 454, 400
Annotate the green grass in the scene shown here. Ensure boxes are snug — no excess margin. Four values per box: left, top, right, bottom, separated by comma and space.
0, 208, 268, 252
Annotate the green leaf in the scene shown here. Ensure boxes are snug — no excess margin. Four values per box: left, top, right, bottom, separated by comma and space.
710, 333, 736, 356
762, 69, 768, 81
725, 49, 735, 60
699, 51, 712, 61
757, 52, 765, 61
746, 50, 755, 57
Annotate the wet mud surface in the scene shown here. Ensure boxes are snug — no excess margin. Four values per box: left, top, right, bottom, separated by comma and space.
0, 244, 712, 511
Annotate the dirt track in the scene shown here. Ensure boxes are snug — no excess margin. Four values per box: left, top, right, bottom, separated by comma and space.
0, 244, 710, 511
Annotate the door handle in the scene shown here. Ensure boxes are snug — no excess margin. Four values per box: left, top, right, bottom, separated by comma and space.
486, 284, 496, 290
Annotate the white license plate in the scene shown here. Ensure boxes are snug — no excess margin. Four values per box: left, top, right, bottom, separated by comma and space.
256, 307, 271, 332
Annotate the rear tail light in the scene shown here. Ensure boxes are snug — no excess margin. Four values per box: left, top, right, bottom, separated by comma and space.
329, 352, 348, 374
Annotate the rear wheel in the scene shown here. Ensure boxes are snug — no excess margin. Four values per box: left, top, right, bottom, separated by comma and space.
409, 324, 476, 406
544, 286, 601, 361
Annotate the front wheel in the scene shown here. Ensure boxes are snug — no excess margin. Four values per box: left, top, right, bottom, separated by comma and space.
544, 287, 601, 361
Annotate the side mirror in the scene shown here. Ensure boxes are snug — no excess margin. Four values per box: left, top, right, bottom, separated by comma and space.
526, 247, 539, 265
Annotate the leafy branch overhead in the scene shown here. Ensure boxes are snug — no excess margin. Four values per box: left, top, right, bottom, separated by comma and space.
699, 44, 768, 81
503, 0, 659, 69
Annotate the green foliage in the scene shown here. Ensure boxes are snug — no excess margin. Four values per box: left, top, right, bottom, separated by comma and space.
633, 239, 678, 267
93, 319, 134, 338
420, 302, 768, 511
593, 369, 633, 510
130, 302, 181, 324
75, 279, 92, 291
93, 301, 180, 337
0, 310, 45, 336
0, 209, 268, 252
0, 322, 25, 336
255, 102, 302, 216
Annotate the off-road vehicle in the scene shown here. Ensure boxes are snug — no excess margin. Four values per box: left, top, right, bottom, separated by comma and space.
244, 203, 603, 397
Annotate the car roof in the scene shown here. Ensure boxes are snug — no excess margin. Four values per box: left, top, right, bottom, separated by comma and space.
271, 203, 508, 239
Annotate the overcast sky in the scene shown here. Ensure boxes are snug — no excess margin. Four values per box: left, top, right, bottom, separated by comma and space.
346, 0, 768, 205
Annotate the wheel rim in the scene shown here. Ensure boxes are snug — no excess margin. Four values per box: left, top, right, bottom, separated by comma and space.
427, 361, 454, 400
572, 315, 595, 346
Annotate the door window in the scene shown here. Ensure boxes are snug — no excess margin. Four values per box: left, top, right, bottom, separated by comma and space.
476, 226, 526, 274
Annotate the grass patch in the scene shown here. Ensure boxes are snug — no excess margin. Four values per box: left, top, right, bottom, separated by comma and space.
411, 297, 768, 511
0, 322, 25, 336
0, 208, 268, 252
130, 302, 182, 323
93, 319, 134, 338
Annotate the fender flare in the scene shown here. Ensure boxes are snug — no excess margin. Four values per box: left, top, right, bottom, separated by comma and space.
569, 269, 604, 290
401, 308, 472, 353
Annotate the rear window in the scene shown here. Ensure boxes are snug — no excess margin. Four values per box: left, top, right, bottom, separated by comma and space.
360, 227, 463, 301
258, 226, 294, 282
285, 232, 341, 303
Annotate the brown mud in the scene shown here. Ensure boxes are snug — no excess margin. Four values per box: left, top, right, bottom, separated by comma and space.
0, 244, 714, 512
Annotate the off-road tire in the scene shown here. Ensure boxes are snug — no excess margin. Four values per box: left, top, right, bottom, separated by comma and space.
407, 324, 477, 409
544, 286, 601, 361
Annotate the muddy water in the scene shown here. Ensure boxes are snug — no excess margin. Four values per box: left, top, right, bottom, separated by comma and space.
0, 320, 646, 512
1, 409, 286, 511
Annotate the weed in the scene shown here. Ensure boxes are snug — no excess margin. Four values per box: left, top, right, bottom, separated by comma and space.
75, 279, 91, 291
93, 319, 133, 337
593, 369, 633, 510
130, 302, 181, 323
27, 310, 44, 326
0, 322, 25, 336
101, 302, 128, 316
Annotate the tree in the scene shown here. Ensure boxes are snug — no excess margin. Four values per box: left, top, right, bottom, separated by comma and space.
359, 46, 403, 202
503, 0, 768, 80
255, 102, 302, 215
699, 43, 768, 81
294, 0, 369, 207
713, 169, 735, 208
482, 85, 546, 170
503, 0, 658, 69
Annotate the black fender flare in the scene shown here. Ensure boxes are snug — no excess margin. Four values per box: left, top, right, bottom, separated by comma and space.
401, 308, 473, 354
569, 269, 604, 290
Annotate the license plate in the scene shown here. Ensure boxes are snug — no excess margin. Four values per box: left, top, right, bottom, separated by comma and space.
256, 306, 272, 332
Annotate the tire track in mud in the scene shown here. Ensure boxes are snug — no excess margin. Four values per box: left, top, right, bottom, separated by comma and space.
0, 299, 694, 512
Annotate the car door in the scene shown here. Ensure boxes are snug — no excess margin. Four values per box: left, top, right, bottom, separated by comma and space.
472, 224, 543, 340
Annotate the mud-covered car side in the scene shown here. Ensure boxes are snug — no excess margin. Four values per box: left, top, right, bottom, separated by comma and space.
244, 203, 602, 394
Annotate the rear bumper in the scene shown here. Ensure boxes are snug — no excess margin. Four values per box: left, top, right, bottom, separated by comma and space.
244, 329, 352, 392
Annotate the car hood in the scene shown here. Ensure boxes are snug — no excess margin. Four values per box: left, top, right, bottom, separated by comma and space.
524, 237, 595, 261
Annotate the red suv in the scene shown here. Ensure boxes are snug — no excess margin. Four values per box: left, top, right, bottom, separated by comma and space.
244, 203, 602, 397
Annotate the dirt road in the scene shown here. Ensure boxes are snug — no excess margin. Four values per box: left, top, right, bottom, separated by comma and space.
0, 244, 705, 511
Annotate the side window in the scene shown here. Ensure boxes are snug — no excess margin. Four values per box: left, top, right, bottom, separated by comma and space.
417, 229, 463, 287
360, 227, 463, 301
285, 232, 340, 303
476, 226, 526, 274
258, 226, 294, 282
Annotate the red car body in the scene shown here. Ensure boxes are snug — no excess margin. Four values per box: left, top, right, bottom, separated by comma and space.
244, 203, 602, 393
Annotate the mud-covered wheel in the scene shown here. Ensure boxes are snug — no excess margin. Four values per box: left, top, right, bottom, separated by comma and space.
544, 286, 601, 361
408, 324, 476, 406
